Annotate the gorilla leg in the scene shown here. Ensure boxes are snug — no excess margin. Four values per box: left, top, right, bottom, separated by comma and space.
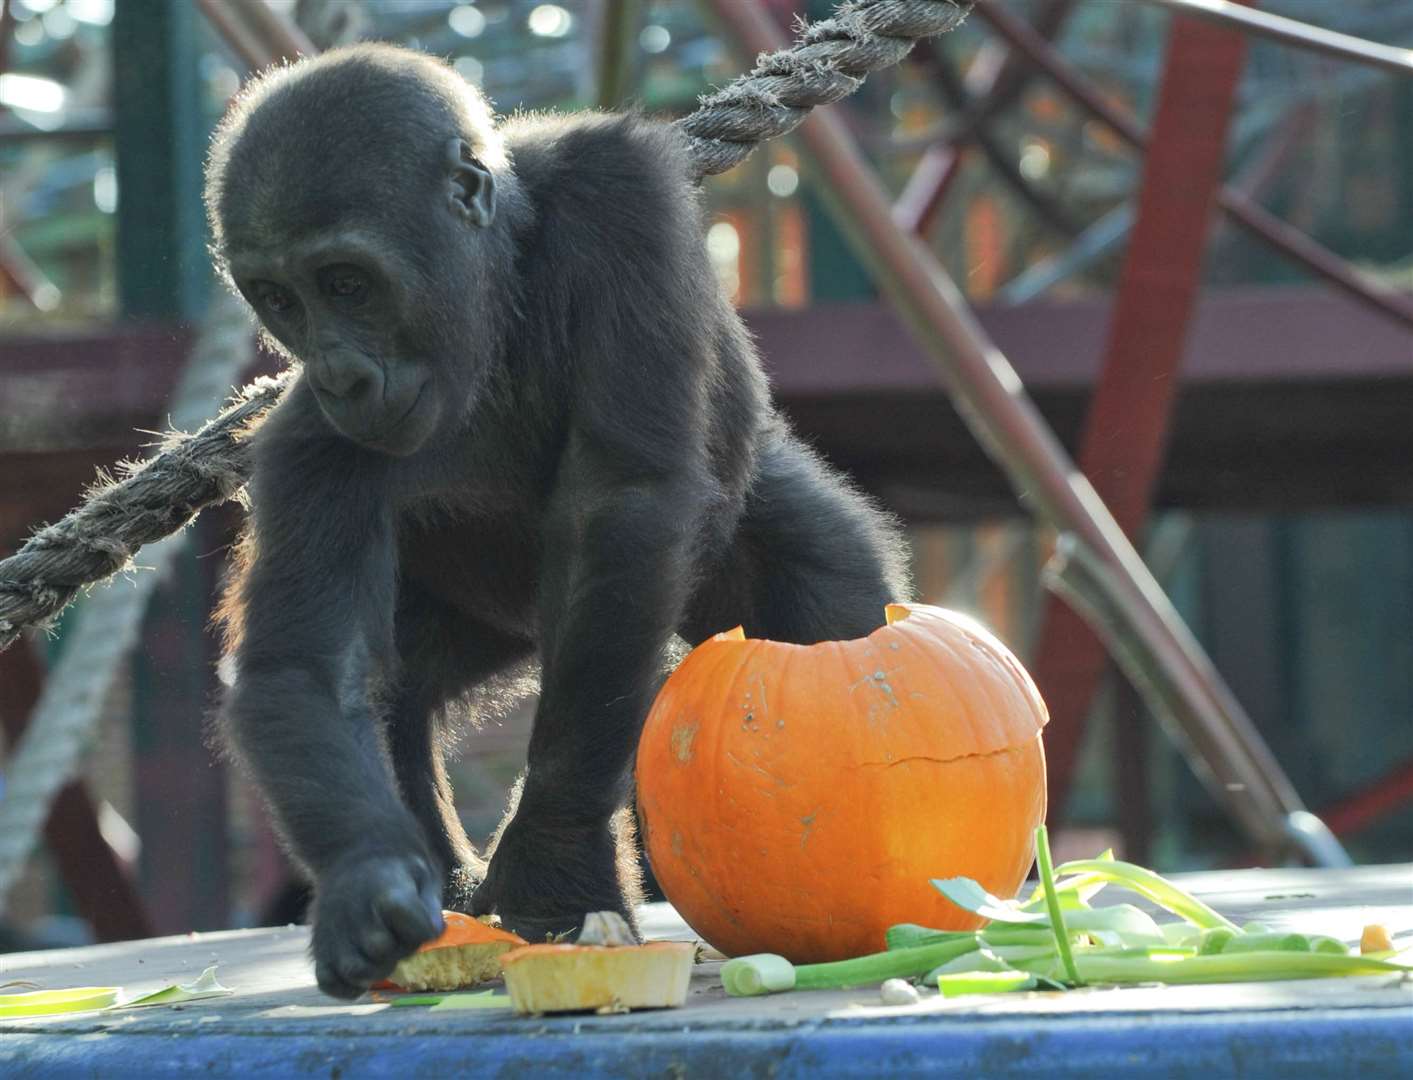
683, 430, 911, 646
387, 588, 534, 909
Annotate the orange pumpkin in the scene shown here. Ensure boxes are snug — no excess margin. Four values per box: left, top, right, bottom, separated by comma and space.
635, 602, 1048, 963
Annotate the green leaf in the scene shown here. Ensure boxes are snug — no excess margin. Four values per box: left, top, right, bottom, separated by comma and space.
931, 876, 1050, 924
1159, 922, 1203, 948
979, 924, 1055, 946
114, 965, 233, 1009
0, 986, 119, 1018
794, 938, 982, 992
389, 990, 512, 1009
927, 944, 1054, 983
1020, 849, 1115, 912
1053, 858, 1239, 932
1062, 904, 1168, 947
1198, 927, 1237, 955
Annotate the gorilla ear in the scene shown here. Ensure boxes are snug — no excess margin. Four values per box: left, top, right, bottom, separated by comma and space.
445, 137, 496, 228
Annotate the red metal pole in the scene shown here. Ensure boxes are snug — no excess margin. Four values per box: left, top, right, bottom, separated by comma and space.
893, 144, 962, 235
704, 0, 1311, 855
1319, 760, 1413, 837
1032, 3, 1256, 823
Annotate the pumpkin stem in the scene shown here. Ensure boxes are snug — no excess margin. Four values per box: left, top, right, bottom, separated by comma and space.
716, 626, 747, 641
884, 603, 912, 626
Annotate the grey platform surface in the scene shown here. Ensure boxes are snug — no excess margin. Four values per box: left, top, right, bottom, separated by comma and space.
1, 863, 1410, 1078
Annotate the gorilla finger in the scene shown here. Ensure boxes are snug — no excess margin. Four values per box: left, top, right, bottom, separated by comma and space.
355, 923, 398, 963
374, 882, 442, 947
419, 876, 444, 926
316, 963, 367, 1001
336, 944, 398, 986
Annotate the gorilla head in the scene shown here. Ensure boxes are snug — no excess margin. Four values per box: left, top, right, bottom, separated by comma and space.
205, 45, 519, 456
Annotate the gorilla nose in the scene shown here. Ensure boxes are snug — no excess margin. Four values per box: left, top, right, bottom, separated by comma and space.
312, 354, 378, 402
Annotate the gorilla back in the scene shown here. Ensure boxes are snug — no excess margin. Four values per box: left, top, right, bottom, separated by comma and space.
206, 44, 909, 999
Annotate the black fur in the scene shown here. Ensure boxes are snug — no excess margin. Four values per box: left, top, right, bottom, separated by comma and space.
206, 44, 910, 999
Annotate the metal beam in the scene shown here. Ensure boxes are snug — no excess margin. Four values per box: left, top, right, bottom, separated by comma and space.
593, 0, 643, 110
196, 0, 315, 69
0, 0, 15, 84
1319, 759, 1413, 837
111, 0, 207, 321
702, 0, 1329, 859
1030, 3, 1257, 827
1135, 0, 1413, 77
921, 45, 1084, 238
893, 0, 1075, 236
974, 0, 1413, 330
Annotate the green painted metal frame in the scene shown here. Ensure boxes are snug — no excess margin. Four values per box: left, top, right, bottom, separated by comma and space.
112, 0, 209, 322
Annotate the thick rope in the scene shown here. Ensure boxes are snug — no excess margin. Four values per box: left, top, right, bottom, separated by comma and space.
0, 369, 289, 652
0, 0, 973, 649
682, 0, 972, 178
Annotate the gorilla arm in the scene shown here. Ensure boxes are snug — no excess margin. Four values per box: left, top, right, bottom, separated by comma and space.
220, 382, 445, 996
470, 266, 720, 937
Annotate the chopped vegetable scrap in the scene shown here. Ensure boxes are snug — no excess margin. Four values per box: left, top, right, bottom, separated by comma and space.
501, 912, 695, 1014
721, 826, 1412, 998
0, 965, 233, 1020
114, 965, 234, 1008
383, 912, 526, 992
0, 986, 120, 1019
380, 910, 697, 1015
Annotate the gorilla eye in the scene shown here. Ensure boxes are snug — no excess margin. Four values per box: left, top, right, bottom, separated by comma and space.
252, 282, 297, 316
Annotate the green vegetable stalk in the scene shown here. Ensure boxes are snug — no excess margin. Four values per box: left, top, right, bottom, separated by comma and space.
720, 825, 1411, 1001
1034, 824, 1082, 985
723, 937, 979, 997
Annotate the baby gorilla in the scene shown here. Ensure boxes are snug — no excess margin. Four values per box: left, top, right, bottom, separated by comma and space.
206, 44, 909, 998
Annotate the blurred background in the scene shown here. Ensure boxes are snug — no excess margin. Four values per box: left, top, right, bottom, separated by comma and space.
0, 0, 1410, 950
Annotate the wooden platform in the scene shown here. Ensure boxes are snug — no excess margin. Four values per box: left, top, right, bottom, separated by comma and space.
2, 864, 1410, 1078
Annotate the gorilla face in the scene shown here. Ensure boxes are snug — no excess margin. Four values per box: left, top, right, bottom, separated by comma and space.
226, 229, 444, 457
206, 41, 503, 459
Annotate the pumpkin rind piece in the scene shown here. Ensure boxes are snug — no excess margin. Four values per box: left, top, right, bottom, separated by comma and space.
499, 942, 695, 1013
385, 912, 527, 992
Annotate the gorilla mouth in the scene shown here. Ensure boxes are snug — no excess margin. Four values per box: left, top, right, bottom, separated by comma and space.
365, 383, 429, 455
326, 382, 428, 456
